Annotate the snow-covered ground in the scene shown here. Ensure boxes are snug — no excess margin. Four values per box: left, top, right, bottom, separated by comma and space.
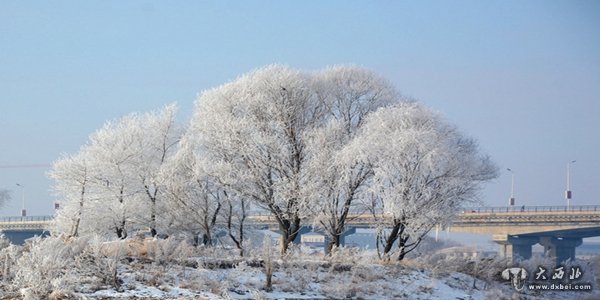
2, 236, 598, 299
72, 260, 495, 299
71, 253, 599, 300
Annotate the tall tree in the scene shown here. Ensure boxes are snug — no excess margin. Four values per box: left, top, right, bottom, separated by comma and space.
160, 144, 225, 246
308, 66, 400, 253
130, 104, 181, 237
50, 104, 181, 239
352, 103, 498, 261
49, 152, 91, 237
190, 65, 323, 254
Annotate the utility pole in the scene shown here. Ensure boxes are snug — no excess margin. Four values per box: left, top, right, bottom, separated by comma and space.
507, 168, 515, 206
566, 160, 576, 209
16, 183, 25, 217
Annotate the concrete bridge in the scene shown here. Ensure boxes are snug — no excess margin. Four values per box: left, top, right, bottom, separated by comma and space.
0, 216, 51, 245
248, 205, 600, 262
2, 205, 599, 263
448, 205, 600, 263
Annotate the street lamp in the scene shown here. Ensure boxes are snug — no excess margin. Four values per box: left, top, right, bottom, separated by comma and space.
507, 168, 515, 206
16, 183, 25, 217
566, 160, 576, 209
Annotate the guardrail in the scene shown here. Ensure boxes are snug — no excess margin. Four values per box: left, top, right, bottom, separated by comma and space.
460, 205, 600, 214
0, 216, 53, 223
1, 206, 598, 226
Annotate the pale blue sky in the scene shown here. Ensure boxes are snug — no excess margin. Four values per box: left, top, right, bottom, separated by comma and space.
1, 1, 599, 216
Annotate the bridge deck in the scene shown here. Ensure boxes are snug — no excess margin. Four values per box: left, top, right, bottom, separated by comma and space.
455, 205, 600, 225
0, 216, 52, 231
462, 205, 600, 214
1, 205, 598, 235
450, 205, 600, 235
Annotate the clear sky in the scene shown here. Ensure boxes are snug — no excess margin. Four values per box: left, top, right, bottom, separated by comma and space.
1, 1, 599, 216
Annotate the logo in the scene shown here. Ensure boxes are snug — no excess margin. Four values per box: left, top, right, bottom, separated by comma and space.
501, 265, 590, 292
502, 267, 528, 292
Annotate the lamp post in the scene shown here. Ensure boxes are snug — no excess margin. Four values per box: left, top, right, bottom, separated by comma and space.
507, 168, 515, 206
566, 160, 576, 209
16, 183, 25, 217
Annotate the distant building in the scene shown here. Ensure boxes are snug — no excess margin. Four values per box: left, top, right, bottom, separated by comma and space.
301, 231, 327, 248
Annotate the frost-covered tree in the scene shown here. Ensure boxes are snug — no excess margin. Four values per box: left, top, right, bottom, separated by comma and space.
49, 152, 92, 237
222, 190, 248, 255
160, 144, 225, 246
48, 65, 498, 264
314, 65, 399, 133
308, 66, 400, 252
128, 104, 181, 237
0, 189, 11, 211
83, 114, 149, 238
50, 146, 126, 238
51, 104, 181, 239
162, 130, 252, 251
305, 121, 373, 253
190, 65, 323, 254
352, 103, 498, 261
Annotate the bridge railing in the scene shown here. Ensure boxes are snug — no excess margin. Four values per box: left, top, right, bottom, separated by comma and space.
2, 205, 599, 224
461, 205, 600, 214
0, 216, 53, 223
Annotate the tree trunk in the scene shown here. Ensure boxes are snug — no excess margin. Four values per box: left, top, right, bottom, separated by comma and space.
116, 185, 127, 239
397, 235, 409, 261
326, 233, 341, 254
279, 216, 301, 255
202, 233, 211, 246
264, 238, 274, 292
324, 172, 367, 255
115, 222, 127, 239
71, 182, 86, 237
279, 232, 290, 255
383, 222, 401, 255
192, 231, 201, 247
72, 217, 81, 238
150, 201, 157, 238
144, 185, 159, 238
265, 265, 273, 292
226, 199, 246, 257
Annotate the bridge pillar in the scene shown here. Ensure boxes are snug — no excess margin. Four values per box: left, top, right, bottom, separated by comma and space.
539, 237, 582, 263
494, 235, 538, 261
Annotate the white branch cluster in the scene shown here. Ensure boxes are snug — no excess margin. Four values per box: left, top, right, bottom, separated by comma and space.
49, 65, 497, 257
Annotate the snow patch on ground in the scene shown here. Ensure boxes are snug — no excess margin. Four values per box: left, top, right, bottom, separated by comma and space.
77, 259, 598, 300
73, 260, 497, 299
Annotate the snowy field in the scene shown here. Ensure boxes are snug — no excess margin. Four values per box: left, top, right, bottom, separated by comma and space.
1, 236, 598, 300
80, 263, 493, 299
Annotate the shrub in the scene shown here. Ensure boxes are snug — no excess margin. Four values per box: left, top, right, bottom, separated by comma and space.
12, 236, 78, 299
